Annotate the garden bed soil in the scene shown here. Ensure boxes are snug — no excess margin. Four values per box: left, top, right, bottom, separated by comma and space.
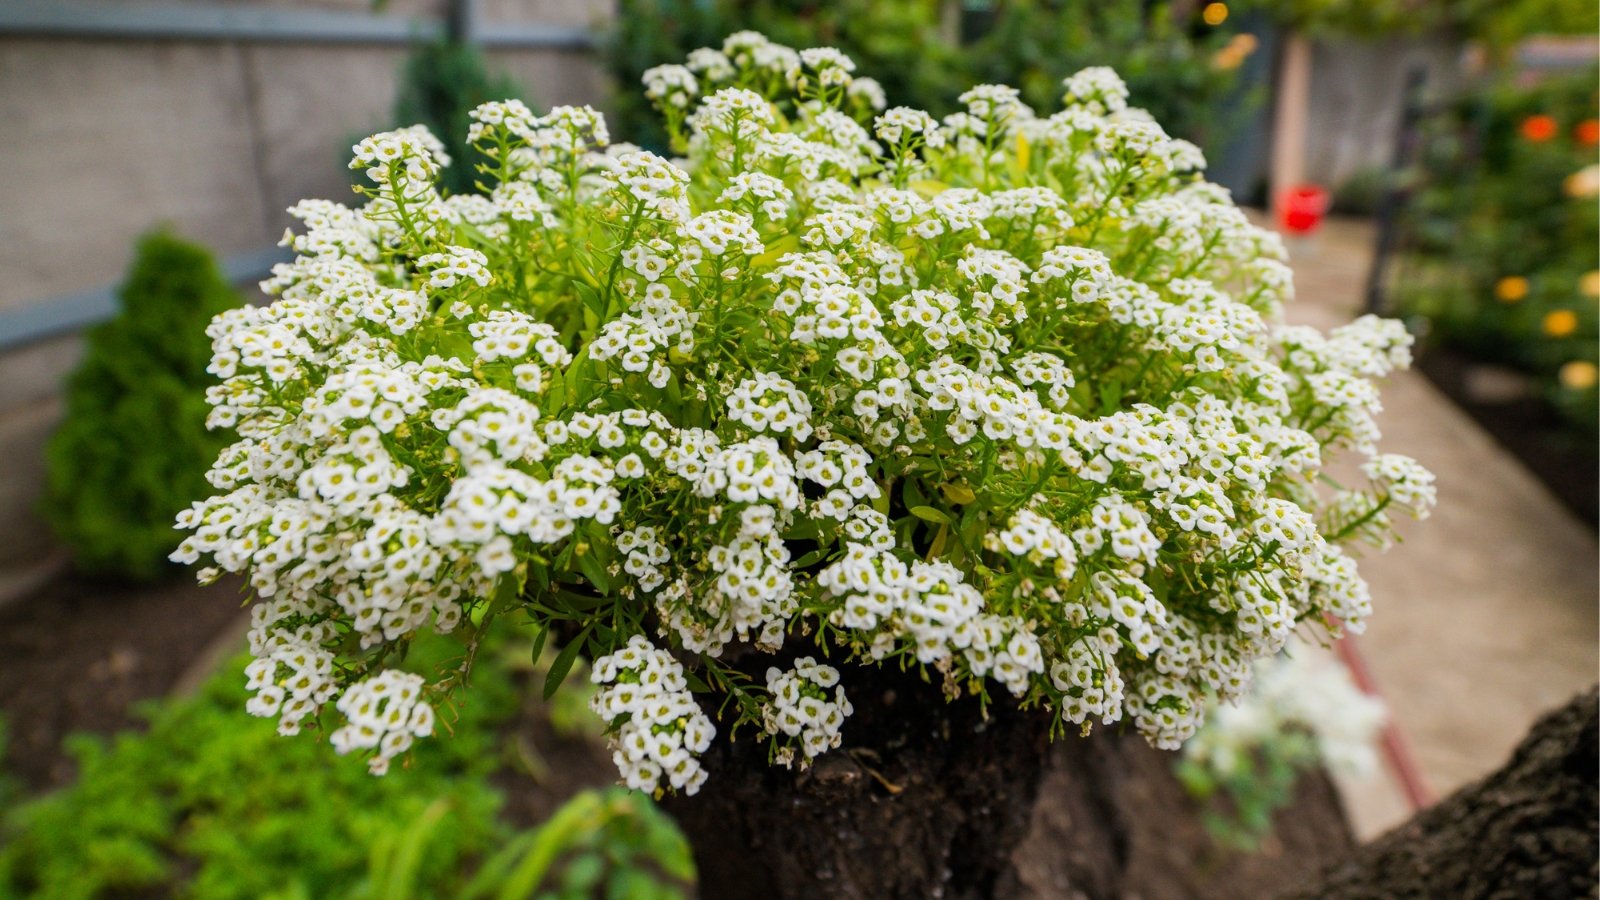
1417, 348, 1598, 527
0, 573, 247, 790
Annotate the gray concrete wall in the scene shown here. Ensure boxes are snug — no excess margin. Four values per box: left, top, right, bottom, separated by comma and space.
0, 1, 614, 585
1303, 35, 1462, 191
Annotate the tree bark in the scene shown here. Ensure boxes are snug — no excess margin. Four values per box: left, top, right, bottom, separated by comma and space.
1286, 686, 1599, 900
664, 654, 1355, 900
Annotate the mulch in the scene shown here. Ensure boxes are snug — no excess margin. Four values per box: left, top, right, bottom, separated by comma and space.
0, 573, 246, 790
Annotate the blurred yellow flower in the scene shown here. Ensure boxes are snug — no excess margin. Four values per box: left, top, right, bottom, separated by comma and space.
1543, 309, 1579, 338
1202, 2, 1229, 25
1582, 270, 1599, 298
1211, 34, 1256, 71
1559, 360, 1597, 390
1565, 165, 1600, 198
1495, 276, 1529, 303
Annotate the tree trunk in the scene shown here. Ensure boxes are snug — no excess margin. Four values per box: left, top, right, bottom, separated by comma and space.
664, 655, 1355, 900
1288, 686, 1599, 899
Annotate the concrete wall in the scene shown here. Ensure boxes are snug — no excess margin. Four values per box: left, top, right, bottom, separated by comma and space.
1303, 35, 1462, 191
0, 1, 614, 585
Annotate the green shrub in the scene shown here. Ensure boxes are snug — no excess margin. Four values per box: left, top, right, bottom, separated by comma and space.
1392, 67, 1599, 433
0, 633, 692, 899
43, 232, 239, 581
393, 40, 525, 196
604, 0, 1251, 157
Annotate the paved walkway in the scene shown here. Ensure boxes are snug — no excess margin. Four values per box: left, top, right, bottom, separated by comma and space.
1276, 216, 1599, 839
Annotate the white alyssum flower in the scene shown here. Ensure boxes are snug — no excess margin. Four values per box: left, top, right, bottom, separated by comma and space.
763, 658, 853, 767
591, 636, 716, 794
1184, 640, 1388, 780
174, 35, 1431, 788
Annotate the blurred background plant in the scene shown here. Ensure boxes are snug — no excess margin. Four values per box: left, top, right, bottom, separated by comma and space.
1235, 0, 1598, 44
351, 39, 527, 197
0, 631, 692, 899
1176, 642, 1387, 850
1391, 66, 1599, 435
604, 0, 1255, 159
40, 232, 240, 582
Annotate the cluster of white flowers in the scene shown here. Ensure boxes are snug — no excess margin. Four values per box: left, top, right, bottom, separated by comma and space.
329, 670, 436, 775
175, 33, 1431, 788
762, 657, 853, 767
590, 636, 716, 794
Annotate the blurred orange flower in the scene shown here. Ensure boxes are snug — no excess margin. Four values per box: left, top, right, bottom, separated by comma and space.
1582, 270, 1600, 298
1559, 360, 1597, 390
1576, 119, 1600, 146
1495, 275, 1529, 302
1212, 33, 1256, 71
1543, 309, 1579, 338
1521, 114, 1558, 142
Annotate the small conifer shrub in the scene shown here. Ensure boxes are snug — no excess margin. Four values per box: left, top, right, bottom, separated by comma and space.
45, 232, 239, 580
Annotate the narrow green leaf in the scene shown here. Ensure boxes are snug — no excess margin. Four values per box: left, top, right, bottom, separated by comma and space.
576, 549, 612, 595
543, 626, 591, 700
908, 505, 951, 525
529, 626, 549, 666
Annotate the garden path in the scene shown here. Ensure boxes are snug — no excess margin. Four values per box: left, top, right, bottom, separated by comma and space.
1272, 214, 1599, 840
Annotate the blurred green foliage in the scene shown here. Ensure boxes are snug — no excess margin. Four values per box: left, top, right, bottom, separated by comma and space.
395, 40, 526, 196
43, 233, 239, 581
1175, 729, 1319, 851
604, 0, 1253, 158
0, 633, 692, 899
1235, 0, 1598, 42
1393, 67, 1599, 432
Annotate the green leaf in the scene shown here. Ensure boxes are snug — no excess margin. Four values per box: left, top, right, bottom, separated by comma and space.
488, 571, 524, 620
497, 791, 606, 900
1097, 377, 1125, 414
576, 548, 612, 595
902, 479, 928, 510
543, 626, 591, 701
908, 505, 951, 525
376, 798, 451, 900
575, 281, 607, 323
791, 547, 830, 569
529, 627, 549, 667
940, 483, 977, 505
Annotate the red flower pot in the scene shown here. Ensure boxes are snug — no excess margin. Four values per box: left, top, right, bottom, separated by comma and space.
1278, 184, 1329, 236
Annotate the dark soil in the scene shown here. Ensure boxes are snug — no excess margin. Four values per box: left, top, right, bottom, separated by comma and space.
1007, 727, 1353, 900
490, 684, 620, 830
666, 657, 1056, 900
0, 574, 247, 789
667, 650, 1354, 900
1418, 348, 1598, 528
1286, 686, 1599, 899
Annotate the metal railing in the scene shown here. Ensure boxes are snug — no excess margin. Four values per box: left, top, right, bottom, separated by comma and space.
0, 0, 594, 49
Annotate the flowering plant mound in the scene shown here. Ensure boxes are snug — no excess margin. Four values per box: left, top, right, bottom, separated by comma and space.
175, 33, 1433, 792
